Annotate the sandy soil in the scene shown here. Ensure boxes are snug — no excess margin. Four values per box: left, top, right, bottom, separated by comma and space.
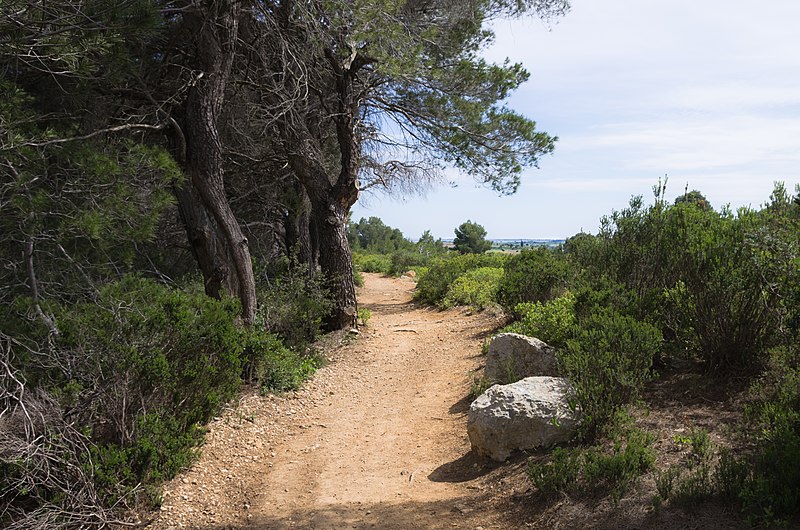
146, 273, 516, 530
145, 273, 749, 530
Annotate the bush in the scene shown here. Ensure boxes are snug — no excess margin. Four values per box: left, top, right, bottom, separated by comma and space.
387, 250, 433, 276
559, 308, 661, 439
441, 267, 504, 310
529, 424, 655, 501
246, 331, 322, 394
496, 247, 571, 313
0, 275, 319, 522
668, 205, 777, 372
352, 252, 392, 274
730, 349, 800, 525
256, 265, 333, 348
503, 292, 576, 347
413, 253, 508, 306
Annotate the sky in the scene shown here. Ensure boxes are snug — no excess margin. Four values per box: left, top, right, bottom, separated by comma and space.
352, 0, 800, 240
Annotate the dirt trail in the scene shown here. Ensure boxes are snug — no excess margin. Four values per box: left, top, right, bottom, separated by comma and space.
148, 273, 523, 530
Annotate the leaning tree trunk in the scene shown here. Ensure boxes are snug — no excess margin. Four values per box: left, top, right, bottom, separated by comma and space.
180, 0, 257, 324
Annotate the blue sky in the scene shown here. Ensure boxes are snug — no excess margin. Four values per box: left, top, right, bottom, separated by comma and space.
352, 0, 800, 240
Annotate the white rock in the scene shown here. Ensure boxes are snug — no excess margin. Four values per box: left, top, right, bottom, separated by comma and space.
467, 376, 580, 461
485, 333, 557, 383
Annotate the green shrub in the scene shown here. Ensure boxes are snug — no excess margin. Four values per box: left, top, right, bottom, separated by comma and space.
387, 249, 432, 276
357, 308, 372, 326
3, 275, 319, 513
529, 424, 655, 501
352, 252, 392, 274
414, 253, 508, 306
503, 292, 576, 347
729, 349, 800, 525
496, 247, 571, 313
254, 343, 321, 394
559, 308, 661, 439
669, 205, 777, 372
256, 265, 333, 348
48, 276, 248, 504
441, 267, 504, 310
528, 447, 582, 494
668, 428, 716, 506
469, 375, 494, 400
581, 427, 656, 500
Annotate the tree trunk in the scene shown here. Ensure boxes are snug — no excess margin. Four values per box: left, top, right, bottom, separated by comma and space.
287, 151, 358, 330
179, 0, 257, 324
312, 198, 357, 330
175, 180, 235, 299
284, 181, 315, 273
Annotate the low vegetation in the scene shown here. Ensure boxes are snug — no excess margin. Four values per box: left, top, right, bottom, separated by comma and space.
1, 273, 326, 525
391, 182, 800, 525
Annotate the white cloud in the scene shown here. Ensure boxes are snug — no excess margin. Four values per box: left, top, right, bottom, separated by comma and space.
356, 0, 800, 240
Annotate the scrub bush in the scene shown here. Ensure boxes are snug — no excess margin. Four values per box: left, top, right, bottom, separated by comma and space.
496, 247, 571, 313
559, 308, 661, 439
503, 292, 576, 347
0, 276, 318, 523
414, 253, 508, 306
441, 267, 504, 310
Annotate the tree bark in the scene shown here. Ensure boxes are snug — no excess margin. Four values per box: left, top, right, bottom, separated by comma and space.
312, 197, 357, 330
175, 180, 235, 299
180, 0, 257, 324
288, 146, 358, 330
284, 181, 315, 273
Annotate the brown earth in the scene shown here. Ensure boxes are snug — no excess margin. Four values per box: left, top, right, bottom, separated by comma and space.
145, 273, 748, 530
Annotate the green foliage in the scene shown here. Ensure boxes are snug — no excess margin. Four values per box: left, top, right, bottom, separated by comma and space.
350, 224, 447, 277
441, 267, 504, 310
413, 252, 508, 306
571, 186, 787, 373
559, 308, 661, 439
528, 447, 582, 494
255, 265, 334, 348
496, 247, 571, 313
469, 375, 494, 400
1, 276, 319, 516
41, 277, 247, 504
357, 308, 372, 327
387, 249, 431, 276
731, 349, 800, 524
453, 220, 492, 254
503, 292, 576, 347
654, 466, 681, 502
674, 189, 712, 210
529, 424, 655, 501
581, 427, 656, 500
245, 331, 322, 394
348, 216, 414, 253
352, 251, 393, 274
353, 0, 564, 195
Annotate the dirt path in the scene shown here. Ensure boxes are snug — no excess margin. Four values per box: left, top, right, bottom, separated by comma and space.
147, 273, 524, 530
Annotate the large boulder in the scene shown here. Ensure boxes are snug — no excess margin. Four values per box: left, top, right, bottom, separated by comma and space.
467, 376, 580, 461
485, 333, 557, 383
